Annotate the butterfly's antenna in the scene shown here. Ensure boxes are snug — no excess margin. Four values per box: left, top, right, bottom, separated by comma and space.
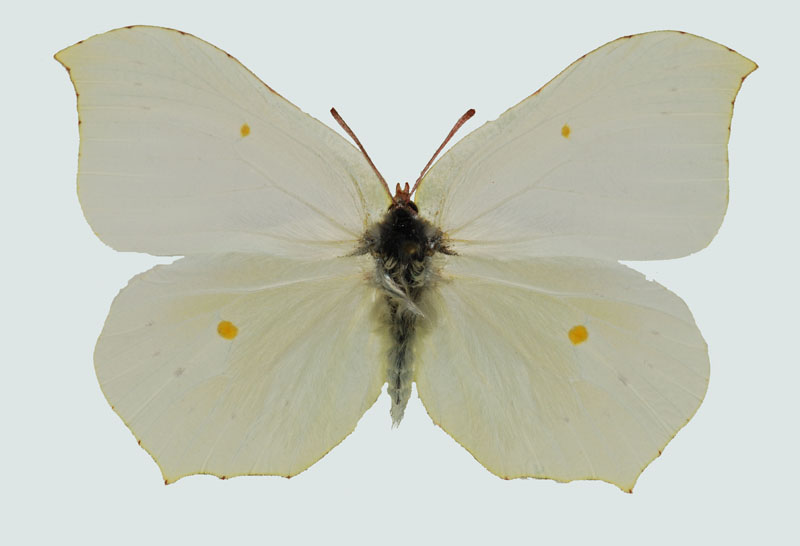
330, 108, 394, 201
409, 108, 475, 196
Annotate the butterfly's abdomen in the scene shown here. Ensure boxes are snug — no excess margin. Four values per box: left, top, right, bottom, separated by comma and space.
362, 205, 446, 425
387, 300, 416, 424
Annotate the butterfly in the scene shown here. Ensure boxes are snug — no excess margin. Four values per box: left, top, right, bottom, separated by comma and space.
56, 26, 755, 491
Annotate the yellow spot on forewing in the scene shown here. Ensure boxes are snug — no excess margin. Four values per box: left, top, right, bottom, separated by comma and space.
568, 325, 588, 345
217, 320, 238, 340
240, 123, 250, 137
561, 124, 571, 138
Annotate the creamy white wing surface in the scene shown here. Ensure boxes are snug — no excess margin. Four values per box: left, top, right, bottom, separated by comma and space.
416, 31, 756, 260
55, 26, 388, 259
95, 254, 387, 482
415, 256, 708, 491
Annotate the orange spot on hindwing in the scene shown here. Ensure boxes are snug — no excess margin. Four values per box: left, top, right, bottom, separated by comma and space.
568, 325, 588, 345
561, 124, 571, 138
217, 320, 238, 340
240, 123, 250, 137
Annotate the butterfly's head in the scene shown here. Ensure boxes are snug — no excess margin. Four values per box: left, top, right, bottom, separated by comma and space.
391, 182, 419, 213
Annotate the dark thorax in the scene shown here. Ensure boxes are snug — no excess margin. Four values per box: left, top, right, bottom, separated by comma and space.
357, 201, 451, 424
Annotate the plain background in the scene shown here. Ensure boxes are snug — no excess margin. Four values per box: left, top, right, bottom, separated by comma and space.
3, 0, 797, 544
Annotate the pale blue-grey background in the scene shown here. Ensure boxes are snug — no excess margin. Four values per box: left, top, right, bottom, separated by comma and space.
3, 0, 794, 544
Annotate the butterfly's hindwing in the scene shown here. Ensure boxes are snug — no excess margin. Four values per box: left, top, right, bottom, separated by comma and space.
95, 253, 388, 482
415, 255, 709, 491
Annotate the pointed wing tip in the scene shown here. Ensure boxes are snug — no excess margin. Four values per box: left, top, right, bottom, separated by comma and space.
744, 58, 759, 77
53, 47, 71, 68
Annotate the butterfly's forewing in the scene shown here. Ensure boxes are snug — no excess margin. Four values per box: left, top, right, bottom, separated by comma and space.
96, 253, 387, 482
416, 31, 756, 261
56, 26, 389, 260
415, 256, 708, 491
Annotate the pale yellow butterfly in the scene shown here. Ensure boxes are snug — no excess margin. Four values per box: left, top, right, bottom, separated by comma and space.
57, 27, 755, 491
